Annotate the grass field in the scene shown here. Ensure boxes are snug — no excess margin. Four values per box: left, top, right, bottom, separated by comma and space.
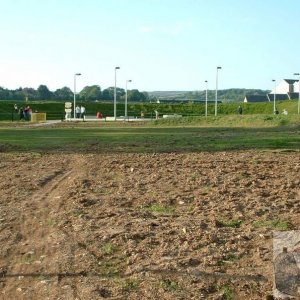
0, 115, 300, 153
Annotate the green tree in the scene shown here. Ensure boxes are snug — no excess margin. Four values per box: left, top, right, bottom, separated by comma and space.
37, 85, 52, 100
127, 89, 147, 101
13, 87, 24, 100
142, 91, 149, 101
79, 85, 101, 101
116, 87, 125, 100
102, 87, 124, 100
22, 87, 38, 101
54, 87, 73, 100
0, 87, 9, 100
102, 87, 114, 100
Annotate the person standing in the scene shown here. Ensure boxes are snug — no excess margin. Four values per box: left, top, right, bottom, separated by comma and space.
24, 106, 29, 121
237, 105, 243, 115
75, 105, 80, 118
19, 108, 25, 120
80, 105, 86, 120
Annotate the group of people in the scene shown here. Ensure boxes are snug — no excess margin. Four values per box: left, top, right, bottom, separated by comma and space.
238, 105, 289, 116
274, 108, 288, 115
75, 105, 86, 119
16, 105, 32, 121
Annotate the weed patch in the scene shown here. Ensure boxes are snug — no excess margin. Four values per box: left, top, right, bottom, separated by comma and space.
159, 279, 181, 292
254, 219, 290, 231
47, 218, 57, 227
102, 242, 115, 255
142, 203, 175, 214
215, 219, 242, 228
119, 278, 140, 292
219, 285, 234, 300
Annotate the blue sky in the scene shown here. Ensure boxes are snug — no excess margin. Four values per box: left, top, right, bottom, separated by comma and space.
0, 0, 299, 92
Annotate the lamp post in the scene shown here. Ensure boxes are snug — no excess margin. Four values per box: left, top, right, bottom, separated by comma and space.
205, 80, 208, 117
294, 73, 300, 114
215, 66, 222, 116
73, 73, 81, 119
272, 79, 276, 114
125, 79, 132, 119
114, 67, 120, 120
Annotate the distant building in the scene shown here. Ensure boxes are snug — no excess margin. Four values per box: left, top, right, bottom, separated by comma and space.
245, 79, 299, 103
267, 93, 289, 101
269, 79, 299, 100
244, 95, 269, 103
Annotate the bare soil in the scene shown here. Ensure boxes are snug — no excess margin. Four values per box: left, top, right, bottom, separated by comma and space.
0, 150, 300, 299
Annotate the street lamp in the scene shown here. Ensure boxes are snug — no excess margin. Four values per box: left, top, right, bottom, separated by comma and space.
294, 73, 300, 114
125, 79, 132, 119
114, 67, 120, 120
272, 79, 276, 114
205, 80, 208, 117
73, 73, 81, 119
215, 66, 222, 116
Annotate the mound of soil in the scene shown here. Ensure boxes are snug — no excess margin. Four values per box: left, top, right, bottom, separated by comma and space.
0, 150, 299, 299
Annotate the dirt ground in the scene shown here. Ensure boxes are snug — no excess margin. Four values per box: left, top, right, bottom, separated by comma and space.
0, 150, 300, 299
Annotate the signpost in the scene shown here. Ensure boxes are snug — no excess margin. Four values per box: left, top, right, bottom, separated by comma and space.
65, 102, 72, 121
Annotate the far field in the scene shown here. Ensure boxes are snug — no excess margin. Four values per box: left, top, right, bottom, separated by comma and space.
0, 114, 300, 153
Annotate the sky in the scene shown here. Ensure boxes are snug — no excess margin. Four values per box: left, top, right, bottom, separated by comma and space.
0, 0, 300, 92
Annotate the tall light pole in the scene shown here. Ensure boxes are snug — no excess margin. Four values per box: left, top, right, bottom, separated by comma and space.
73, 73, 81, 119
114, 66, 120, 120
205, 80, 208, 117
272, 79, 276, 114
294, 73, 300, 114
215, 66, 222, 116
125, 79, 132, 119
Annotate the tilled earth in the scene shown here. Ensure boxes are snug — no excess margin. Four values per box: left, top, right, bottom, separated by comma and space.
0, 150, 300, 299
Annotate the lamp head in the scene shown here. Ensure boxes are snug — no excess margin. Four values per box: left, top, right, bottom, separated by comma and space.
294, 73, 300, 76
217, 66, 222, 70
115, 67, 120, 70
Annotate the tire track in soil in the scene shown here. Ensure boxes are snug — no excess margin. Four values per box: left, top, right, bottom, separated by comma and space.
3, 154, 91, 300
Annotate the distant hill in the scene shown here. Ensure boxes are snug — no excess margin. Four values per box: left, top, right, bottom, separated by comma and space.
148, 91, 187, 98
148, 89, 270, 103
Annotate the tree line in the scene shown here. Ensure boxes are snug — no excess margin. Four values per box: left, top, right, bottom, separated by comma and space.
0, 84, 270, 103
0, 85, 150, 102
